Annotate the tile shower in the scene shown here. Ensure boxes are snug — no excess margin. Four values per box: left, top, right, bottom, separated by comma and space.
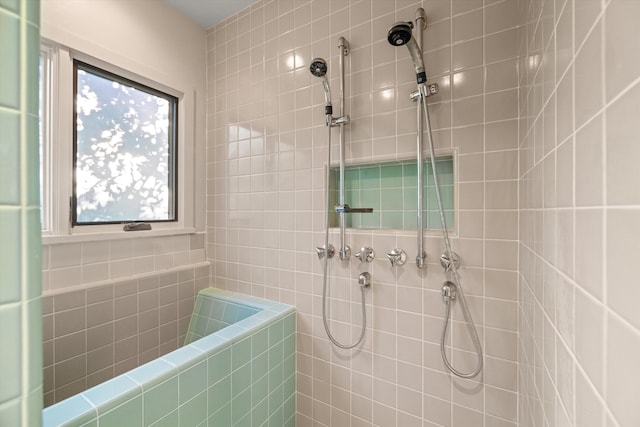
1, 0, 639, 426
208, 0, 520, 425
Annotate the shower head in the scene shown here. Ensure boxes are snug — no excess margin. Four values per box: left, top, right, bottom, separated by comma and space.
387, 22, 427, 84
310, 58, 332, 107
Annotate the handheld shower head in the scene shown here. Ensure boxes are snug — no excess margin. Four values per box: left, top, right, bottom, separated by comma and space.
310, 58, 332, 107
387, 22, 427, 84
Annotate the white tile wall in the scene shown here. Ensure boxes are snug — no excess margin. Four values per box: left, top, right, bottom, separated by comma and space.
207, 0, 521, 425
42, 234, 206, 293
518, 0, 640, 426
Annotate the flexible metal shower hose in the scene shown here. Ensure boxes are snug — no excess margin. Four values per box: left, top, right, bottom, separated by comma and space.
422, 96, 483, 378
321, 123, 367, 349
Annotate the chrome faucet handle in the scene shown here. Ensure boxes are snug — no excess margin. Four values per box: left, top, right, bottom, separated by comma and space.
354, 247, 375, 263
315, 244, 335, 260
440, 251, 460, 271
386, 248, 407, 267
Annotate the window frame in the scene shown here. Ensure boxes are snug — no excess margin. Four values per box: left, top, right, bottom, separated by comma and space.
71, 59, 179, 226
40, 40, 196, 243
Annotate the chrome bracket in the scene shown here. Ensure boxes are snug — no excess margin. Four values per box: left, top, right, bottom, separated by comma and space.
339, 245, 351, 261
358, 272, 371, 288
410, 84, 439, 102
441, 281, 456, 302
330, 115, 350, 127
416, 251, 427, 269
338, 37, 350, 56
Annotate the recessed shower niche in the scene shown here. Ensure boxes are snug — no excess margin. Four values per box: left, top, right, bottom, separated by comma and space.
328, 156, 455, 230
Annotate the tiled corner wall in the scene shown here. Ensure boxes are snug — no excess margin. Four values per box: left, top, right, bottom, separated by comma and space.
0, 0, 43, 425
41, 233, 206, 293
207, 0, 521, 425
518, 0, 640, 426
42, 263, 209, 407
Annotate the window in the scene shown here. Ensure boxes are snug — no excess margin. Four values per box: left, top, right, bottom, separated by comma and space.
39, 40, 195, 241
73, 61, 178, 225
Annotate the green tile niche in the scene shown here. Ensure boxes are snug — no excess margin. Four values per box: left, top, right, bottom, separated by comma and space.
329, 157, 454, 230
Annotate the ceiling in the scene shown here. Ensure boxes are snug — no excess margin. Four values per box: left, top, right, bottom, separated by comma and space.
161, 0, 256, 30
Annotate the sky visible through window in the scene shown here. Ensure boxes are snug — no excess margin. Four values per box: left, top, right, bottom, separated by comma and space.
75, 65, 175, 223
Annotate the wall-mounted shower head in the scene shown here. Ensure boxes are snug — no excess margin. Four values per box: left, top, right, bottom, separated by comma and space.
310, 58, 332, 107
387, 22, 427, 84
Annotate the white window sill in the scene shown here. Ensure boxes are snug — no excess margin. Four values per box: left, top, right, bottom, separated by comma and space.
42, 227, 197, 246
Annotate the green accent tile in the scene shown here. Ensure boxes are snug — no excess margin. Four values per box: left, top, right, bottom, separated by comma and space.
251, 375, 268, 405
0, 10, 20, 109
0, 398, 20, 427
0, 110, 20, 204
359, 166, 380, 188
126, 359, 175, 389
98, 396, 142, 427
251, 397, 269, 427
0, 304, 21, 402
360, 212, 380, 228
380, 188, 402, 210
268, 387, 284, 421
24, 207, 42, 299
380, 164, 403, 187
208, 376, 230, 414
283, 334, 295, 358
0, 208, 20, 303
403, 188, 418, 211
25, 0, 39, 25
179, 360, 207, 404
144, 377, 178, 426
282, 314, 295, 337
42, 395, 96, 427
231, 363, 251, 394
360, 189, 380, 209
83, 376, 140, 415
0, 0, 19, 13
381, 211, 403, 229
283, 353, 295, 380
283, 394, 295, 426
80, 421, 98, 427
231, 388, 251, 424
268, 322, 283, 346
178, 391, 206, 427
208, 348, 230, 385
26, 298, 42, 391
25, 114, 40, 206
235, 413, 251, 427
268, 363, 283, 391
150, 410, 177, 427
402, 163, 417, 181
231, 337, 251, 370
25, 23, 39, 116
251, 328, 268, 357
208, 403, 231, 426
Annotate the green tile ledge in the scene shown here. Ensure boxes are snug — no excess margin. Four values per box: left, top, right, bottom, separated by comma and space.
43, 288, 296, 427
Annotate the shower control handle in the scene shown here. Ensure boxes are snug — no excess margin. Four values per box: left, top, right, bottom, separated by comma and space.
386, 248, 407, 267
354, 247, 375, 263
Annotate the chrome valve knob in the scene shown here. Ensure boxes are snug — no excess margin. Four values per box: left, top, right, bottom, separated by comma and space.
354, 247, 375, 263
386, 248, 407, 267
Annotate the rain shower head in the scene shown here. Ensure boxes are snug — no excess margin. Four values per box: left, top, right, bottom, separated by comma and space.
310, 58, 332, 107
387, 22, 427, 84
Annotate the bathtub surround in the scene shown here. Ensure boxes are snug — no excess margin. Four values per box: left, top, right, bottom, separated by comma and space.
43, 289, 296, 427
518, 0, 640, 426
207, 0, 520, 425
42, 263, 209, 407
0, 0, 43, 426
